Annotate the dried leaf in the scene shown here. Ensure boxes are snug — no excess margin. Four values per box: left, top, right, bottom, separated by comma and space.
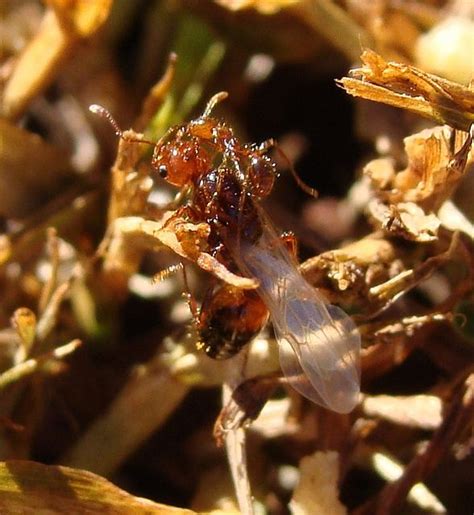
339, 49, 474, 131
300, 235, 399, 304
154, 217, 258, 288
0, 460, 195, 514
289, 451, 347, 515
196, 253, 259, 289
108, 129, 154, 222
102, 216, 259, 289
365, 313, 452, 344
368, 200, 441, 241
364, 125, 473, 211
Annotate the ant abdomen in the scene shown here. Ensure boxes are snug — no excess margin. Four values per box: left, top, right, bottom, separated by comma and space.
198, 284, 269, 360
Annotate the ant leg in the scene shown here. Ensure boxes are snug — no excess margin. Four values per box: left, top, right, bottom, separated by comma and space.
204, 159, 229, 219
153, 262, 201, 333
261, 231, 298, 260
161, 204, 200, 229
280, 231, 298, 258
180, 265, 201, 332
152, 263, 184, 283
257, 138, 318, 198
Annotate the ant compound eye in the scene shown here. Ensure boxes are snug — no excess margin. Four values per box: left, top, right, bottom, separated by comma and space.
158, 164, 168, 178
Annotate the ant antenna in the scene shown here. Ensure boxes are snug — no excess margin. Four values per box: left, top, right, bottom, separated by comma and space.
89, 104, 156, 147
202, 91, 229, 118
89, 105, 124, 137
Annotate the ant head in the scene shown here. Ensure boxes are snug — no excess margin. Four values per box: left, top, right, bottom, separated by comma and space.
152, 134, 211, 187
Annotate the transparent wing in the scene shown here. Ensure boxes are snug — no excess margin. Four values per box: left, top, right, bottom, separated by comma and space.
231, 213, 360, 413
276, 298, 360, 413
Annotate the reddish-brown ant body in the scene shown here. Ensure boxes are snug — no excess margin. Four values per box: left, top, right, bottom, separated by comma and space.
150, 93, 278, 360
91, 92, 361, 413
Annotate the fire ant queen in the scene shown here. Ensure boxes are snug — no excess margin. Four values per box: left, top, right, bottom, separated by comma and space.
91, 92, 361, 414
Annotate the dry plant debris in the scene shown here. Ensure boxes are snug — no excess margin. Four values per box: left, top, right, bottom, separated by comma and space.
0, 1, 473, 514
339, 49, 474, 132
289, 451, 347, 515
0, 460, 197, 514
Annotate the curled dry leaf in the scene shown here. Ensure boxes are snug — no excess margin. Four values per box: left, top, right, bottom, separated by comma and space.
289, 451, 347, 515
339, 49, 474, 131
196, 253, 259, 289
102, 216, 259, 289
153, 215, 258, 289
438, 200, 474, 240
365, 125, 474, 212
0, 460, 195, 514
